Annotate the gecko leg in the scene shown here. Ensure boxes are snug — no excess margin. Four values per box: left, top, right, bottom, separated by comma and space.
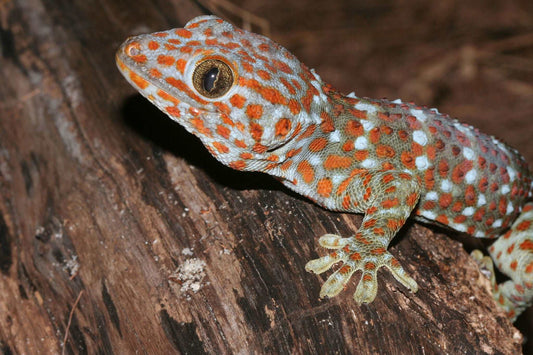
306, 170, 420, 303
471, 202, 533, 321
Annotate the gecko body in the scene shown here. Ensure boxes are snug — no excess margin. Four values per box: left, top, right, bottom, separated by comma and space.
117, 16, 533, 320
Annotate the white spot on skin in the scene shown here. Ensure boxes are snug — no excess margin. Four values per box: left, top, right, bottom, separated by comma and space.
493, 219, 502, 228
501, 185, 510, 194
354, 137, 368, 149
425, 192, 438, 201
413, 131, 428, 146
506, 202, 514, 215
332, 174, 344, 185
463, 207, 475, 216
361, 120, 374, 131
507, 167, 516, 182
463, 147, 475, 160
392, 98, 403, 104
347, 92, 357, 98
477, 194, 486, 207
410, 109, 428, 122
451, 223, 467, 232
329, 130, 341, 143
361, 159, 376, 168
465, 169, 477, 184
309, 155, 321, 165
415, 156, 429, 170
440, 180, 452, 192
474, 231, 486, 238
354, 102, 377, 114
420, 210, 436, 220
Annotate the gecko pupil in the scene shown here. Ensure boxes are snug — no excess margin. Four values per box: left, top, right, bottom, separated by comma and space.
193, 59, 234, 98
203, 67, 219, 92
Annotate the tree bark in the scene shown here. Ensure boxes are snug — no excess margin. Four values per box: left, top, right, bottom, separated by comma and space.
0, 0, 527, 354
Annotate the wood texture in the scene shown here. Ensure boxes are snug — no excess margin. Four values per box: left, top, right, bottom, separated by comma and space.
0, 0, 530, 354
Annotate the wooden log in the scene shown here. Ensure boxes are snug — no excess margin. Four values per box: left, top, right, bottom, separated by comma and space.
0, 0, 528, 353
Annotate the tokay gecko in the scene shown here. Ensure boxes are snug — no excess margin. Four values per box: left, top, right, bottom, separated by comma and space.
116, 16, 533, 321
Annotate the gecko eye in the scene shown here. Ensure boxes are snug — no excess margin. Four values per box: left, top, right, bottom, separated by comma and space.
193, 59, 234, 98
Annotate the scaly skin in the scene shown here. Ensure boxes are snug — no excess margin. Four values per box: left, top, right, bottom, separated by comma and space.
116, 16, 533, 321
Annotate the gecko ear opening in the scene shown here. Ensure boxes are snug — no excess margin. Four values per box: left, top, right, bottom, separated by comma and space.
193, 59, 234, 98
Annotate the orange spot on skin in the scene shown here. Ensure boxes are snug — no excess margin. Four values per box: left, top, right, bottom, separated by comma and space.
342, 195, 351, 209
464, 185, 477, 206
280, 160, 292, 171
217, 125, 231, 139
354, 150, 368, 161
373, 227, 385, 235
317, 178, 333, 197
439, 193, 453, 208
214, 102, 231, 115
436, 215, 449, 225
519, 240, 533, 251
517, 221, 531, 231
238, 78, 287, 105
175, 29, 192, 38
376, 145, 395, 158
257, 70, 271, 80
298, 125, 316, 141
369, 128, 381, 144
371, 248, 386, 255
240, 152, 253, 159
165, 106, 180, 117
381, 198, 399, 209
280, 77, 296, 94
288, 99, 301, 115
401, 151, 415, 169
349, 252, 361, 261
424, 169, 435, 190
157, 55, 175, 66
249, 122, 263, 141
510, 260, 518, 271
275, 118, 291, 138
525, 262, 533, 273
157, 90, 180, 105
149, 68, 162, 78
167, 38, 182, 45
129, 71, 149, 89
342, 140, 354, 152
345, 120, 363, 137
213, 142, 229, 153
297, 161, 315, 184
234, 139, 247, 148
166, 77, 208, 105
320, 112, 335, 133
176, 59, 187, 74
230, 94, 246, 109
324, 155, 352, 170
254, 144, 267, 154
190, 117, 212, 137
364, 262, 376, 270
406, 192, 419, 206
148, 41, 159, 50
438, 159, 449, 177
246, 104, 263, 119
309, 138, 328, 152
229, 160, 246, 170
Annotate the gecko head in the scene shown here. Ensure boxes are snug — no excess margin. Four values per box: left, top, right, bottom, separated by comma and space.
116, 16, 330, 172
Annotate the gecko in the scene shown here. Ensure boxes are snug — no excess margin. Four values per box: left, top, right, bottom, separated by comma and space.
116, 15, 533, 321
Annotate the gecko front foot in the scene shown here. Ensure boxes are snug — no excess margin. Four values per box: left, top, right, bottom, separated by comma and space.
306, 234, 418, 303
